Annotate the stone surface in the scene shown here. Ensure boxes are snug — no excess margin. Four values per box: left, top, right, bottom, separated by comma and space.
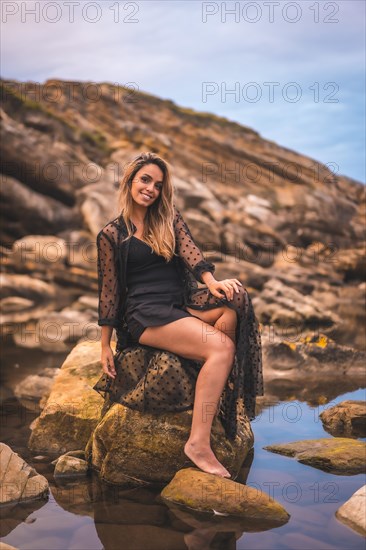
160, 467, 290, 522
335, 484, 366, 537
263, 438, 366, 475
14, 368, 58, 410
320, 400, 366, 438
0, 443, 49, 506
0, 273, 56, 325
1, 77, 365, 355
28, 341, 104, 454
54, 455, 89, 478
86, 403, 253, 486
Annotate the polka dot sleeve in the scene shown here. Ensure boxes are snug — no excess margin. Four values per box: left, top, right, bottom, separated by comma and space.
96, 225, 121, 328
173, 206, 216, 284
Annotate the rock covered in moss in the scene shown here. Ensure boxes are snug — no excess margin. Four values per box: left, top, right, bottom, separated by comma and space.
160, 467, 290, 523
263, 438, 366, 475
28, 341, 104, 454
86, 403, 253, 486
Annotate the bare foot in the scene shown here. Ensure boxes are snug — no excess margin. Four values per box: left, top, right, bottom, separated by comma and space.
184, 440, 231, 478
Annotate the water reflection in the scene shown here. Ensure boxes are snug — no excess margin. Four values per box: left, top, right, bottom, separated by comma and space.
48, 468, 289, 550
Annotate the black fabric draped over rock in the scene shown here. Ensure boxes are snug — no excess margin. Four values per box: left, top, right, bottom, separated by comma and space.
95, 205, 264, 440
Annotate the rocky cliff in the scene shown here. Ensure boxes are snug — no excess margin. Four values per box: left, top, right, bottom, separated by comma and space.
0, 77, 365, 351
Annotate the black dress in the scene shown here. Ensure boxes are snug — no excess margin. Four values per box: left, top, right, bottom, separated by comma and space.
124, 235, 200, 343
94, 206, 264, 441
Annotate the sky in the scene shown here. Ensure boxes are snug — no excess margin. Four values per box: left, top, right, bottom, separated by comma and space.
1, 0, 365, 183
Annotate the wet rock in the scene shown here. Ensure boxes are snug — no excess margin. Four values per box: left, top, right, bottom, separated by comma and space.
28, 341, 104, 455
86, 404, 253, 486
0, 443, 49, 505
54, 455, 89, 478
263, 438, 366, 475
320, 400, 366, 438
160, 467, 290, 523
335, 484, 366, 536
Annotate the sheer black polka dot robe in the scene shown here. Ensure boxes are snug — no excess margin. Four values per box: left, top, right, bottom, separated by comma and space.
94, 205, 264, 441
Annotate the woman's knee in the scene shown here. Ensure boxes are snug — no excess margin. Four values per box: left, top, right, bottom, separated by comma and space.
204, 330, 236, 363
227, 281, 248, 310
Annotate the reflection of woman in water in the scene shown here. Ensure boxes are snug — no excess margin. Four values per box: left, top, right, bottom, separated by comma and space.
96, 152, 263, 478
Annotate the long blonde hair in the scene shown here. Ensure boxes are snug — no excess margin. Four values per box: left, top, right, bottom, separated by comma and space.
117, 152, 176, 261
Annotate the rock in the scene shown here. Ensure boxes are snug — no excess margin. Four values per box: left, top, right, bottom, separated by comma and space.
160, 467, 290, 523
28, 341, 104, 454
51, 449, 86, 464
182, 209, 221, 249
332, 247, 366, 281
57, 230, 96, 271
262, 333, 366, 384
75, 180, 121, 238
320, 400, 366, 438
86, 404, 253, 486
0, 100, 96, 202
255, 278, 340, 328
70, 295, 99, 312
263, 438, 366, 475
11, 235, 68, 267
335, 485, 366, 536
54, 455, 89, 478
0, 442, 49, 505
36, 309, 96, 352
0, 174, 77, 237
0, 273, 56, 325
13, 368, 58, 410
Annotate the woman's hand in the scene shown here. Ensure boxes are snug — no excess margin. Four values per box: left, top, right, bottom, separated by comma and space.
101, 345, 116, 379
207, 279, 243, 301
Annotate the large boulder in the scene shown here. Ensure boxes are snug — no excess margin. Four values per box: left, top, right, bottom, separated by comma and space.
86, 402, 253, 485
28, 341, 104, 454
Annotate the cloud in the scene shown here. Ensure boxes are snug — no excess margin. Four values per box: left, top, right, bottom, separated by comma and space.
1, 0, 364, 182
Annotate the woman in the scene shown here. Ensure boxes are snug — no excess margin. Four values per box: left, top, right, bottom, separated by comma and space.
96, 152, 264, 478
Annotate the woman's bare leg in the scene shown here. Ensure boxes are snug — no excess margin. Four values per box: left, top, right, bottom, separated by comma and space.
186, 305, 237, 345
138, 315, 236, 477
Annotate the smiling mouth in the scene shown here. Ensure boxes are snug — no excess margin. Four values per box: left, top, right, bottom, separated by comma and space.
141, 192, 152, 199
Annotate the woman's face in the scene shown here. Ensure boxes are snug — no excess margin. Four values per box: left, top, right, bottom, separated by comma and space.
130, 163, 164, 208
